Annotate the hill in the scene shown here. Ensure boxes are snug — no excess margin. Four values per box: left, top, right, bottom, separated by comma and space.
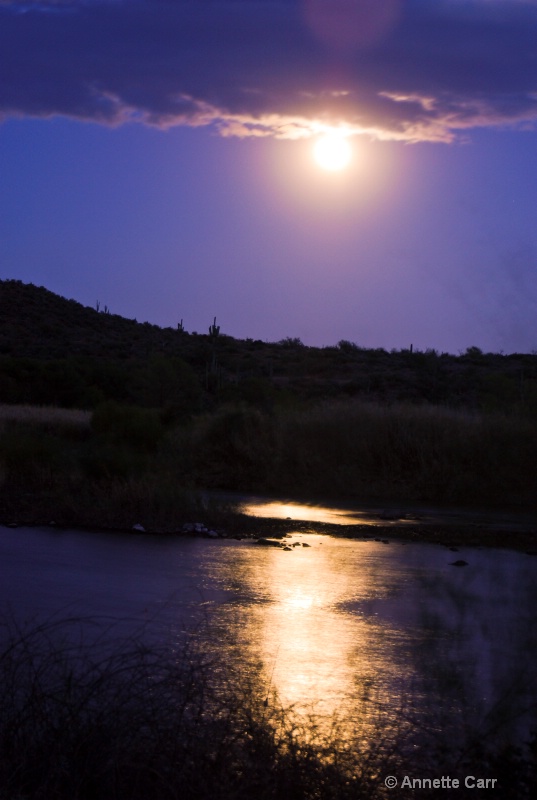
1, 278, 536, 416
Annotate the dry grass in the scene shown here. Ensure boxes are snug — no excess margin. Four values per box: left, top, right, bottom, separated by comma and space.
273, 399, 537, 503
0, 615, 534, 800
184, 399, 537, 506
1, 398, 536, 529
0, 403, 91, 429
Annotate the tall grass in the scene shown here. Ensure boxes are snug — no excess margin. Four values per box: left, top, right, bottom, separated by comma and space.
0, 616, 534, 800
275, 400, 537, 504
0, 402, 213, 529
186, 400, 537, 506
1, 399, 536, 529
53, 475, 219, 531
0, 403, 91, 430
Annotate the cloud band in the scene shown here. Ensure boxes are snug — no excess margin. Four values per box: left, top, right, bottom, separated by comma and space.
1, 0, 537, 142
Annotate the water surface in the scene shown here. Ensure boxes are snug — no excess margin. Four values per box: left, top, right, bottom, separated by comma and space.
1, 524, 536, 741
237, 494, 537, 530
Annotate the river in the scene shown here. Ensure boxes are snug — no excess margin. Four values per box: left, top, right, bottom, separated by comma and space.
1, 521, 536, 746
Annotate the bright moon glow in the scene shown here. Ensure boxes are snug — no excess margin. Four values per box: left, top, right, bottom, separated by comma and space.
313, 134, 352, 171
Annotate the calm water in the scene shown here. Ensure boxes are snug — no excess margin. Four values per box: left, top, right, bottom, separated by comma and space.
237, 493, 537, 530
1, 524, 536, 741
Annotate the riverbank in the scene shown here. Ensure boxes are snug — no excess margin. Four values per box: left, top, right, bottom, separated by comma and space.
229, 515, 537, 553
2, 509, 536, 554
1, 398, 535, 553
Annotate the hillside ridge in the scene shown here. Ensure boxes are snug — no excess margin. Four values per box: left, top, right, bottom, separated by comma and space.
1, 278, 536, 414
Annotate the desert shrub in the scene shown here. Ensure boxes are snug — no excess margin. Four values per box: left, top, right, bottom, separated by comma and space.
51, 475, 208, 530
269, 400, 537, 504
337, 339, 361, 353
91, 401, 164, 452
79, 441, 147, 480
219, 377, 276, 411
277, 337, 305, 348
189, 406, 275, 489
134, 356, 202, 418
0, 427, 67, 486
0, 617, 534, 800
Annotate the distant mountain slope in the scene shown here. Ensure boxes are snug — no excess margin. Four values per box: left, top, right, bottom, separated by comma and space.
0, 279, 182, 360
1, 279, 536, 414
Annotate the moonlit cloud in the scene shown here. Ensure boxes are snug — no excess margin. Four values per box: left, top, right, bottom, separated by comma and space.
1, 0, 537, 142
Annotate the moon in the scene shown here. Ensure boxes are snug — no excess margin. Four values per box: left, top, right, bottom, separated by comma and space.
313, 134, 352, 172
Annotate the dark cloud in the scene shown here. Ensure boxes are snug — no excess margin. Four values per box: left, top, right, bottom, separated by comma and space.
1, 0, 537, 142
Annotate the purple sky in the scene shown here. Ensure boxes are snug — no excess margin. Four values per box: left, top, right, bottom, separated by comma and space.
1, 0, 537, 353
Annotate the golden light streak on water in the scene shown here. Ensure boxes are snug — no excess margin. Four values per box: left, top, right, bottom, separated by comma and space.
224, 535, 411, 740
241, 500, 377, 525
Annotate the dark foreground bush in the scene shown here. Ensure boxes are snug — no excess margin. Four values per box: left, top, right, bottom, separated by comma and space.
91, 401, 164, 452
0, 617, 535, 800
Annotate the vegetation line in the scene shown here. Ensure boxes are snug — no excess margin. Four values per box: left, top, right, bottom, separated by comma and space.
0, 398, 536, 536
0, 280, 536, 536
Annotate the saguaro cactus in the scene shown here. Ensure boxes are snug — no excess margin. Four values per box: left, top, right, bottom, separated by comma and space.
209, 317, 220, 338
207, 317, 222, 391
209, 317, 220, 339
